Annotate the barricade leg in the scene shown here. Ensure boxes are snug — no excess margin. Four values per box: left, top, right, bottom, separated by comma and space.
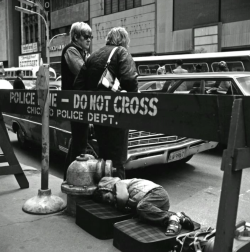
214, 99, 250, 252
0, 111, 29, 188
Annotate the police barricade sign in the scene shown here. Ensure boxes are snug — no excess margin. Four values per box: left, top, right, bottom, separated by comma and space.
2, 89, 250, 252
0, 89, 239, 145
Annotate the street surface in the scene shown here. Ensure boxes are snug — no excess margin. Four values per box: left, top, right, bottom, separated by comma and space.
8, 130, 250, 228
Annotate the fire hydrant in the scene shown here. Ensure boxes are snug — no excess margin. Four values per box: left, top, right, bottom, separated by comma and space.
61, 154, 116, 216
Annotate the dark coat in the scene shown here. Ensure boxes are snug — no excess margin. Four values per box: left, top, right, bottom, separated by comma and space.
13, 78, 25, 89
61, 43, 84, 90
74, 45, 138, 92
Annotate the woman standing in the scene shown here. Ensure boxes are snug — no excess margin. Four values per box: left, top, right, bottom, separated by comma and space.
82, 27, 138, 179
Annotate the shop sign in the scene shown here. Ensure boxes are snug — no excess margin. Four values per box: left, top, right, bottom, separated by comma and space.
19, 53, 41, 67
21, 43, 38, 54
49, 44, 66, 52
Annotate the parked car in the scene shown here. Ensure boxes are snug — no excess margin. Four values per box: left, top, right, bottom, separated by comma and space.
56, 76, 61, 81
3, 73, 223, 170
49, 80, 61, 90
0, 79, 13, 89
138, 72, 250, 95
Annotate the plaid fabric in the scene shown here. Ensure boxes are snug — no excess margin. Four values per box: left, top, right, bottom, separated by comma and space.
77, 199, 132, 219
114, 219, 201, 243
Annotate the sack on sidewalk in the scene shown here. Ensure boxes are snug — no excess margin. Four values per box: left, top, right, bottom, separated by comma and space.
176, 227, 215, 252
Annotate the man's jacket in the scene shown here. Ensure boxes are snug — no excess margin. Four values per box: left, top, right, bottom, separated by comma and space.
13, 77, 25, 89
98, 177, 161, 210
74, 45, 138, 92
61, 42, 84, 90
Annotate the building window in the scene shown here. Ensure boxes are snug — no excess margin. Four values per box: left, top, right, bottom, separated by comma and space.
134, 0, 141, 8
35, 24, 38, 42
104, 0, 141, 15
25, 26, 29, 44
127, 0, 133, 10
52, 0, 88, 11
105, 0, 112, 14
112, 0, 119, 13
30, 25, 33, 43
119, 0, 125, 11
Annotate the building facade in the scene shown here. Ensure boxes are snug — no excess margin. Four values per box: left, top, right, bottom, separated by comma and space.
1, 0, 250, 73
0, 0, 21, 68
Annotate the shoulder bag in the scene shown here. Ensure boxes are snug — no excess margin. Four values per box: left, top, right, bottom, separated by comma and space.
98, 47, 121, 92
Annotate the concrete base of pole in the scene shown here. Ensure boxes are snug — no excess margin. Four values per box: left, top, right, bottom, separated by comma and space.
22, 189, 66, 215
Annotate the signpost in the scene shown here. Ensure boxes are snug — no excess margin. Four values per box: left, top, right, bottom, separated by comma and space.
15, 3, 66, 215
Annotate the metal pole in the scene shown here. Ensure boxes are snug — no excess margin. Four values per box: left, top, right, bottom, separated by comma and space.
41, 19, 50, 190
17, 6, 66, 214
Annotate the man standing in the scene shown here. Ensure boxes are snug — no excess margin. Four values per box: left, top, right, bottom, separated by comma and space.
13, 70, 25, 89
61, 22, 92, 180
173, 59, 188, 73
80, 27, 138, 179
173, 60, 188, 91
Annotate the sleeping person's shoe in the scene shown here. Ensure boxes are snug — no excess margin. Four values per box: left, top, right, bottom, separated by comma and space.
165, 214, 182, 236
177, 212, 194, 231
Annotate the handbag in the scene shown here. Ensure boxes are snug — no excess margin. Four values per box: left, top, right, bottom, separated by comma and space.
176, 227, 216, 252
98, 47, 121, 92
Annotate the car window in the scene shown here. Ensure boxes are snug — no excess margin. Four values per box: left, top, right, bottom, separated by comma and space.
212, 61, 244, 72
167, 78, 239, 95
139, 80, 174, 92
138, 64, 160, 75
204, 78, 238, 95
139, 81, 161, 91
164, 63, 209, 73
236, 76, 250, 95
168, 79, 202, 94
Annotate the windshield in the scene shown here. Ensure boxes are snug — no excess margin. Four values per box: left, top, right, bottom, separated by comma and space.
236, 77, 250, 95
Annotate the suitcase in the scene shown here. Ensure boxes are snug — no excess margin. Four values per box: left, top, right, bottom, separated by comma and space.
113, 218, 201, 252
76, 199, 134, 239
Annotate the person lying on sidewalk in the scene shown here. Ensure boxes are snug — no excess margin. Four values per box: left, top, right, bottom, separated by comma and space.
93, 177, 195, 236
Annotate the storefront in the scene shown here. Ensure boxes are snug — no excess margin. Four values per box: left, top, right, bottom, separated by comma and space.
50, 37, 70, 76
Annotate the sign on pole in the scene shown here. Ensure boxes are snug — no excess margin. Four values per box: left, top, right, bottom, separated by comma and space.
44, 0, 50, 12
36, 58, 49, 115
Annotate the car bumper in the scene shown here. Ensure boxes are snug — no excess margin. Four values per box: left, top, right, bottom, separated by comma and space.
124, 139, 218, 170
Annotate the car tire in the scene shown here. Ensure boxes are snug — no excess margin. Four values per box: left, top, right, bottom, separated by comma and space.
17, 127, 27, 148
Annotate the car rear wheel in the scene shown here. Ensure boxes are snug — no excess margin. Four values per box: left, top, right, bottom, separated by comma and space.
17, 127, 27, 148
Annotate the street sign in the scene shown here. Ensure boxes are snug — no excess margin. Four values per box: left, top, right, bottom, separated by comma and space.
44, 0, 50, 12
0, 90, 236, 145
36, 59, 49, 114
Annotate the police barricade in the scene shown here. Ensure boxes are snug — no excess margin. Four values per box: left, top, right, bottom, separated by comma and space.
0, 89, 250, 252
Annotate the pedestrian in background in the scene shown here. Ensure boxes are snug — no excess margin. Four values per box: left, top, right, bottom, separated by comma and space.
82, 27, 138, 179
217, 61, 231, 92
194, 63, 203, 72
173, 59, 188, 73
61, 21, 92, 180
173, 59, 188, 91
13, 70, 25, 89
157, 66, 166, 75
218, 61, 229, 72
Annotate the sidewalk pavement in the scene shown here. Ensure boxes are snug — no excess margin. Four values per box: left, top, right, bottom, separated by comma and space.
1, 163, 250, 252
0, 164, 119, 252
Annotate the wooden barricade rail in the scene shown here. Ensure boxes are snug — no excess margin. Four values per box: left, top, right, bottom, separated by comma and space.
0, 89, 250, 251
